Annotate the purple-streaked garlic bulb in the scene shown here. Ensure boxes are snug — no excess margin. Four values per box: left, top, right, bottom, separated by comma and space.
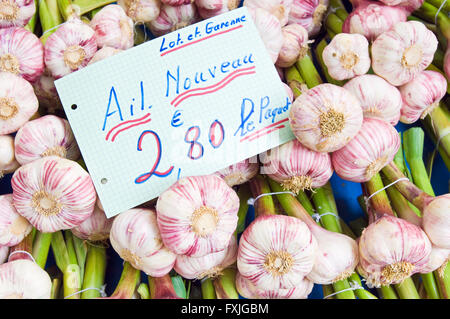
322, 33, 371, 81
422, 194, 450, 250
0, 194, 32, 247
118, 0, 161, 23
288, 0, 329, 36
44, 19, 97, 79
11, 156, 96, 233
0, 72, 38, 135
0, 0, 35, 28
148, 3, 198, 37
276, 23, 309, 68
343, 74, 402, 125
371, 21, 438, 86
14, 115, 80, 165
236, 272, 313, 299
244, 0, 293, 26
378, 0, 424, 12
32, 70, 62, 114
163, 0, 193, 5
420, 245, 449, 275
110, 208, 176, 277
332, 118, 400, 183
90, 5, 134, 50
156, 175, 239, 257
0, 27, 44, 82
237, 215, 317, 290
261, 139, 333, 194
0, 245, 8, 264
0, 135, 19, 177
289, 83, 363, 153
195, 0, 239, 19
342, 0, 408, 42
0, 259, 52, 299
174, 236, 237, 279
214, 158, 259, 187
248, 8, 283, 64
71, 201, 113, 242
88, 47, 123, 64
399, 70, 447, 124
358, 215, 432, 287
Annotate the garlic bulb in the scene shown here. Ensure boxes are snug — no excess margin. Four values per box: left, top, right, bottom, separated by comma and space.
214, 158, 259, 187
163, 0, 193, 5
11, 156, 96, 233
0, 245, 8, 264
445, 45, 450, 82
422, 194, 450, 249
148, 3, 198, 37
32, 70, 62, 114
378, 0, 424, 12
261, 139, 333, 194
283, 82, 294, 102
118, 0, 161, 23
332, 118, 400, 183
244, 0, 293, 26
90, 5, 134, 50
399, 70, 447, 124
0, 194, 32, 247
289, 83, 363, 153
322, 33, 371, 81
195, 0, 239, 19
71, 201, 113, 242
174, 236, 237, 279
0, 27, 44, 82
358, 215, 432, 287
44, 19, 97, 79
0, 135, 19, 177
110, 208, 176, 277
0, 72, 38, 135
236, 272, 313, 299
156, 175, 239, 257
88, 47, 123, 64
14, 115, 80, 165
0, 0, 36, 28
276, 23, 309, 68
342, 0, 408, 42
0, 259, 52, 299
343, 74, 402, 125
288, 0, 329, 36
248, 8, 284, 64
237, 214, 317, 290
420, 245, 450, 274
371, 21, 438, 86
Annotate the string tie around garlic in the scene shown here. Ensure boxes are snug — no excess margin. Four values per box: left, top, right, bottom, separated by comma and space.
311, 212, 339, 223
247, 191, 296, 206
323, 281, 363, 299
364, 177, 410, 210
64, 285, 107, 299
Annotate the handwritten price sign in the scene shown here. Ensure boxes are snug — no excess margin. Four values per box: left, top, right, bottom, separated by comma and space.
55, 7, 294, 217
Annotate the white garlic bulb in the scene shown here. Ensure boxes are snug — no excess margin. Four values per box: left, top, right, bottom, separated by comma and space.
0, 245, 8, 265
244, 0, 293, 26
422, 194, 450, 250
276, 23, 309, 68
88, 47, 123, 65
0, 0, 36, 28
118, 0, 161, 23
0, 135, 19, 177
148, 2, 198, 36
420, 245, 450, 275
71, 201, 113, 242
289, 0, 329, 36
0, 194, 32, 247
214, 158, 259, 187
195, 0, 239, 19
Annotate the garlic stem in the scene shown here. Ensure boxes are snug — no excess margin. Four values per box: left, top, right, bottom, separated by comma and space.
348, 273, 378, 299
57, 0, 79, 20
285, 65, 307, 99
108, 262, 140, 299
325, 12, 343, 35
364, 174, 396, 221
51, 278, 61, 299
47, 0, 63, 25
148, 274, 181, 299
171, 275, 187, 299
39, 0, 62, 43
311, 183, 343, 233
201, 278, 216, 299
236, 184, 251, 235
394, 278, 420, 299
322, 284, 335, 299
137, 283, 150, 299
249, 175, 276, 217
72, 0, 117, 15
426, 104, 450, 164
8, 230, 34, 262
212, 268, 239, 299
71, 235, 87, 283
295, 52, 323, 88
296, 191, 315, 216
415, 1, 446, 24
25, 0, 39, 32
65, 231, 78, 267
425, 0, 450, 12
379, 285, 399, 299
63, 264, 81, 299
32, 232, 53, 269
81, 245, 106, 299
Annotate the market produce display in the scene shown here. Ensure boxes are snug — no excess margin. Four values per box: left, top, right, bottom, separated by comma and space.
0, 0, 449, 300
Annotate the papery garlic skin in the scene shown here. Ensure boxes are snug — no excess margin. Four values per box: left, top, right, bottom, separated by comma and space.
371, 21, 438, 86
358, 215, 432, 287
0, 135, 19, 176
88, 47, 123, 65
0, 259, 52, 299
14, 115, 80, 165
195, 0, 239, 19
261, 139, 332, 194
322, 33, 371, 81
214, 158, 259, 187
44, 19, 97, 79
11, 156, 96, 233
276, 23, 309, 68
236, 272, 313, 299
422, 194, 450, 250
342, 1, 408, 42
90, 5, 134, 51
110, 208, 176, 277
0, 27, 44, 82
332, 118, 400, 183
118, 0, 161, 23
289, 83, 363, 153
0, 194, 32, 247
0, 72, 38, 135
378, 0, 424, 12
420, 245, 450, 274
0, 245, 8, 264
0, 0, 36, 28
248, 8, 283, 64
344, 74, 402, 125
174, 236, 237, 279
148, 3, 198, 37
237, 215, 317, 290
283, 82, 294, 102
163, 0, 192, 5
32, 70, 62, 114
399, 71, 447, 124
71, 202, 113, 242
289, 0, 329, 36
156, 175, 239, 257
244, 0, 293, 26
